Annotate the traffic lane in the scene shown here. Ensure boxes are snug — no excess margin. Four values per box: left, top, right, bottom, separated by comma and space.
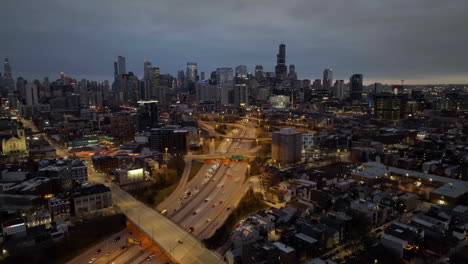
158, 158, 192, 211
160, 162, 213, 216
180, 165, 233, 234
91, 232, 133, 264
195, 164, 248, 239
189, 164, 243, 225
67, 229, 128, 264
172, 164, 229, 224
165, 163, 219, 217
112, 244, 144, 264
185, 162, 246, 237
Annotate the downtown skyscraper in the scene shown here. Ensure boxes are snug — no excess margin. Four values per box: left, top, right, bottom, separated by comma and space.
350, 74, 363, 101
323, 69, 333, 90
118, 56, 127, 75
186, 62, 198, 82
275, 44, 287, 79
1, 58, 15, 92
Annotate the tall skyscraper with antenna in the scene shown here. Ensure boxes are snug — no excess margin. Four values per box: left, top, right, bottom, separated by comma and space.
275, 44, 287, 79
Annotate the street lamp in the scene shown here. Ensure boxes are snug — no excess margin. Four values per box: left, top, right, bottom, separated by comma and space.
165, 147, 169, 178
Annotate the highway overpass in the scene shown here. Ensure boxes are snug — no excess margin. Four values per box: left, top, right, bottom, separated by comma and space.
111, 186, 225, 264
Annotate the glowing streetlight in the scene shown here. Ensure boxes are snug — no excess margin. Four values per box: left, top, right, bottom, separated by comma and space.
165, 147, 169, 178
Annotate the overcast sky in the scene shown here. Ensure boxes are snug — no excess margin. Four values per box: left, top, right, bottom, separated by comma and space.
1, 0, 467, 84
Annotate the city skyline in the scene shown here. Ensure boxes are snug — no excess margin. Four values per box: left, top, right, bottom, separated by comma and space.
1, 0, 467, 84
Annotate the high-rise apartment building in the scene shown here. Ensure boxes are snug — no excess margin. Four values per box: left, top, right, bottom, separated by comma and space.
312, 79, 322, 90
196, 81, 218, 103
1, 58, 14, 92
334, 80, 345, 100
234, 78, 249, 106
288, 64, 297, 80
113, 62, 119, 80
275, 44, 287, 79
216, 68, 234, 84
235, 65, 248, 79
110, 112, 135, 142
144, 61, 153, 80
137, 100, 159, 132
255, 65, 264, 79
3, 58, 12, 79
117, 56, 127, 75
186, 62, 198, 82
350, 74, 363, 101
374, 94, 407, 120
25, 84, 39, 106
152, 67, 160, 80
149, 126, 189, 155
272, 128, 302, 166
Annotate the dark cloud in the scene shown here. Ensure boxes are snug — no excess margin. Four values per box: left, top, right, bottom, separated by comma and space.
1, 0, 467, 84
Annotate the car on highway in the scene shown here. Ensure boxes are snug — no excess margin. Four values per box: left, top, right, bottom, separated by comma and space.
89, 258, 96, 263
113, 236, 120, 242
161, 209, 168, 215
192, 211, 197, 215
94, 249, 101, 254
227, 207, 231, 211
146, 255, 155, 261
206, 219, 211, 223
178, 240, 184, 244
204, 199, 209, 202
120, 245, 126, 251
188, 227, 194, 233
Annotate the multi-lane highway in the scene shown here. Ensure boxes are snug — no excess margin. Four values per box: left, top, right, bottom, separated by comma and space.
158, 126, 256, 240
67, 228, 171, 264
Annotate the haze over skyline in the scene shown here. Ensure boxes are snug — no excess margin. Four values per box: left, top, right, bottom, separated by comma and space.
1, 0, 467, 85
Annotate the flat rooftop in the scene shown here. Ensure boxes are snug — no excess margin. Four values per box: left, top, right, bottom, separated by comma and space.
355, 162, 468, 198
273, 241, 295, 253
